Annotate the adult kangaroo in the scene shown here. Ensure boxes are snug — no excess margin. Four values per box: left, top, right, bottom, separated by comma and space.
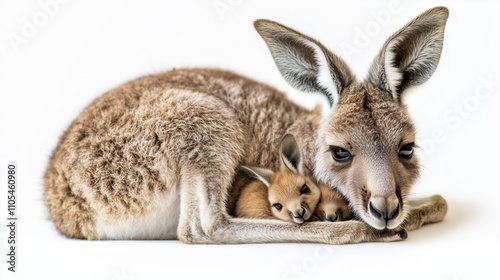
44, 7, 449, 243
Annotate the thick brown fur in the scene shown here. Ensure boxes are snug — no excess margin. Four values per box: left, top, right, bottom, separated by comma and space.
44, 68, 316, 240
235, 181, 273, 219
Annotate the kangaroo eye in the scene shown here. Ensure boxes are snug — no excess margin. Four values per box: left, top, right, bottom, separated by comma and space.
273, 203, 283, 211
300, 184, 310, 194
399, 143, 414, 159
330, 146, 352, 162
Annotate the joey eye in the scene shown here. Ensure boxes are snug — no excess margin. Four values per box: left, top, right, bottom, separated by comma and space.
329, 146, 352, 162
300, 184, 310, 194
399, 143, 414, 159
273, 203, 283, 211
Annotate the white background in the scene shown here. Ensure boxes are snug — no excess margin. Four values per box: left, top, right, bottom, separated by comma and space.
1, 0, 499, 279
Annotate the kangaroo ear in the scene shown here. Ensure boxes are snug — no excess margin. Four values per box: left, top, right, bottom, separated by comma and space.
368, 6, 449, 102
254, 19, 355, 106
279, 134, 303, 174
240, 166, 274, 187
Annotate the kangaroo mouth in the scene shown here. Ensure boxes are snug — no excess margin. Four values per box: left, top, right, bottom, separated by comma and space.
293, 213, 311, 224
292, 207, 311, 224
293, 217, 305, 223
359, 187, 404, 229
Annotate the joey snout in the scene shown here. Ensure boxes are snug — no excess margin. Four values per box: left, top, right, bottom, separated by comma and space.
325, 213, 338, 222
289, 200, 314, 224
315, 204, 340, 222
292, 207, 306, 223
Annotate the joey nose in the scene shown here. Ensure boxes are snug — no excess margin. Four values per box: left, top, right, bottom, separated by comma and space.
325, 213, 338, 222
293, 207, 305, 218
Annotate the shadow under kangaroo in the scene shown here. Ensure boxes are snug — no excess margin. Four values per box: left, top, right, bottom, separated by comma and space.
44, 7, 449, 243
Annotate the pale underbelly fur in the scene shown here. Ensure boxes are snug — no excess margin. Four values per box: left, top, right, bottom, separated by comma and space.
95, 187, 180, 240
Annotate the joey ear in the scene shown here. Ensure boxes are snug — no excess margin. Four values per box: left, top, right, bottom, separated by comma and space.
254, 19, 354, 106
239, 166, 274, 187
279, 134, 303, 174
368, 6, 449, 102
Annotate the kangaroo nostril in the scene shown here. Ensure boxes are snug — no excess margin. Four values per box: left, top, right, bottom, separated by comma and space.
370, 201, 399, 221
388, 203, 400, 220
369, 202, 384, 220
300, 207, 305, 217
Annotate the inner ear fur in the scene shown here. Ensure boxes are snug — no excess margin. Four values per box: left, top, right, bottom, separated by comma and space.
279, 134, 304, 174
254, 19, 355, 106
367, 6, 449, 102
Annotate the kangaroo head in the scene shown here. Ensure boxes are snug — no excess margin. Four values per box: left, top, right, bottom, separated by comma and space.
241, 134, 321, 224
255, 7, 449, 229
314, 184, 352, 222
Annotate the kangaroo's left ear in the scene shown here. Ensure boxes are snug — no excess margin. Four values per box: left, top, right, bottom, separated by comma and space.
368, 6, 449, 103
255, 19, 355, 106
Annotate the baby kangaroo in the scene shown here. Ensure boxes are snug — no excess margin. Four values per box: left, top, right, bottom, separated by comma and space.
235, 134, 352, 223
235, 134, 320, 223
313, 184, 352, 222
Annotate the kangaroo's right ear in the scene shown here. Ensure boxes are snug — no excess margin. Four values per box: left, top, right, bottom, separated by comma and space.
368, 7, 449, 102
254, 19, 354, 106
279, 134, 303, 174
240, 166, 274, 187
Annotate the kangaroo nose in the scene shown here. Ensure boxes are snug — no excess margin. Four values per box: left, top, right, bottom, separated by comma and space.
369, 201, 399, 221
325, 213, 338, 222
293, 207, 305, 218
